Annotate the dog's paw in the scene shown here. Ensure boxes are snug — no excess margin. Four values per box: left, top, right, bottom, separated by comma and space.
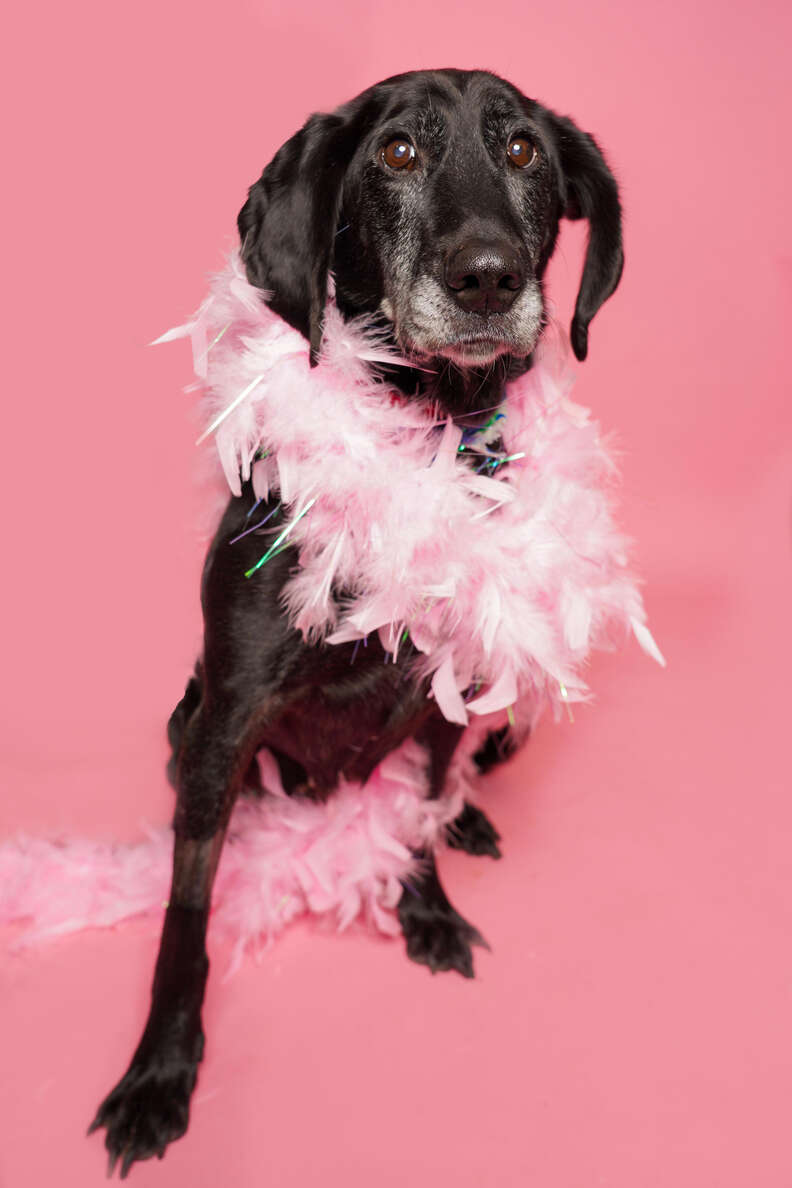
472, 724, 519, 773
446, 801, 502, 858
88, 1045, 201, 1178
398, 892, 488, 979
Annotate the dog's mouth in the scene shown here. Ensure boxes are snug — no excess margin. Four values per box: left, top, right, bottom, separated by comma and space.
380, 285, 544, 373
393, 321, 519, 365
401, 332, 531, 371
433, 336, 512, 366
390, 298, 543, 371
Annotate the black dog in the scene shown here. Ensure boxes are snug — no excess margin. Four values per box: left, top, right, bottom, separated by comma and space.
90, 68, 623, 1176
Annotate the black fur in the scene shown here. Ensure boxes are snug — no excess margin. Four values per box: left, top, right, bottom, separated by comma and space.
90, 68, 623, 1175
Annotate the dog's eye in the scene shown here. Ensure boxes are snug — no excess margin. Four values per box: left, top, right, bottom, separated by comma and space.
507, 137, 537, 170
381, 139, 417, 172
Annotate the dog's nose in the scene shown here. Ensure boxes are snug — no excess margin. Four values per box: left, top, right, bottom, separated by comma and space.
445, 240, 524, 314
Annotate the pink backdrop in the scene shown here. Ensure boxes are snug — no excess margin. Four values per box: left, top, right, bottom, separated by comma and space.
3, 0, 791, 1184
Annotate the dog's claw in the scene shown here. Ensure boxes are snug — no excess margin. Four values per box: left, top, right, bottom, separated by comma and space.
90, 1046, 200, 1177
120, 1147, 137, 1180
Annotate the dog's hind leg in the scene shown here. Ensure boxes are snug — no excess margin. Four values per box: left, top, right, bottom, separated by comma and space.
165, 668, 202, 788
472, 722, 522, 773
90, 697, 270, 1177
166, 666, 263, 797
398, 714, 489, 978
442, 722, 527, 857
398, 851, 489, 978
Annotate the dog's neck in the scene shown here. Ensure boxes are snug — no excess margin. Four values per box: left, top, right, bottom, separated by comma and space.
429, 353, 534, 425
333, 300, 534, 426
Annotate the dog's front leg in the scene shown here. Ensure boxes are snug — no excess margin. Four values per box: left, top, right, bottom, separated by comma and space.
90, 702, 265, 1177
398, 714, 490, 978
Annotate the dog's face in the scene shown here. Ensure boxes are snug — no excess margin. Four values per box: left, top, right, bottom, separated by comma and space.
239, 69, 623, 388
334, 71, 554, 368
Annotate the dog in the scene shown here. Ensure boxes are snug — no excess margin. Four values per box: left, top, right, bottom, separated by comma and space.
90, 67, 623, 1176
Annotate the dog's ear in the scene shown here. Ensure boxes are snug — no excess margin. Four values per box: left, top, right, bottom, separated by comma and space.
541, 111, 624, 362
238, 110, 364, 365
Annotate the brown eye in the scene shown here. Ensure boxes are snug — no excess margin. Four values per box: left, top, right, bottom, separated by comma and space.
381, 138, 416, 171
507, 137, 537, 170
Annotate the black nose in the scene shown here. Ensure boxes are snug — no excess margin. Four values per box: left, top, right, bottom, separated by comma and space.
445, 239, 524, 314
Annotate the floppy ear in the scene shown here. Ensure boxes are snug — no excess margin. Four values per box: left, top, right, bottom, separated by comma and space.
542, 112, 624, 361
238, 111, 360, 365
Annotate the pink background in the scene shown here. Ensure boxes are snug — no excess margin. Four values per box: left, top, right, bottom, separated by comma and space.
3, 0, 791, 1184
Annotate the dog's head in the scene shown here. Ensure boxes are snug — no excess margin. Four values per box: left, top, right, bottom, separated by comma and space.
239, 69, 623, 394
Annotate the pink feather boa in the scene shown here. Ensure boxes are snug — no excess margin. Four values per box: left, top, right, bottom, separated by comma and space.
172, 253, 663, 722
0, 256, 663, 954
1, 741, 471, 963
